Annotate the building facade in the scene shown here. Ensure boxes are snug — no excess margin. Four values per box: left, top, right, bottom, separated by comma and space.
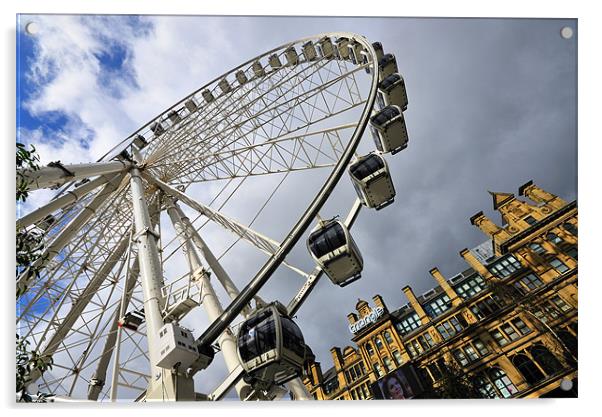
303, 181, 578, 399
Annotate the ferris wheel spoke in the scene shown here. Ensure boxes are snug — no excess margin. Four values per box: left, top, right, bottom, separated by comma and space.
151, 123, 356, 184
17, 174, 127, 296
149, 61, 365, 171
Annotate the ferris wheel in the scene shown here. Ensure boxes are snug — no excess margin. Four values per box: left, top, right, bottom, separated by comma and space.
16, 32, 409, 402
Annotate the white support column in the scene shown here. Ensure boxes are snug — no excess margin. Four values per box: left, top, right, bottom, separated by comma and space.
286, 378, 312, 400
165, 197, 251, 400
129, 167, 193, 401
19, 160, 131, 191
170, 202, 261, 317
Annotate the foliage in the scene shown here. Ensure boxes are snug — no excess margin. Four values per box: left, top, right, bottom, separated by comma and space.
16, 143, 53, 401
16, 142, 40, 202
16, 335, 53, 402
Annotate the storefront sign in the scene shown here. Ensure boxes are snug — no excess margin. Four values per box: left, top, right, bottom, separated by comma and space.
349, 307, 385, 334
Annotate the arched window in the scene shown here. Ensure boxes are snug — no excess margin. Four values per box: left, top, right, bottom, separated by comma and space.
375, 337, 384, 350
383, 356, 393, 372
530, 344, 563, 376
487, 367, 518, 398
512, 354, 545, 385
562, 222, 578, 237
366, 342, 374, 356
546, 232, 564, 245
384, 330, 394, 344
557, 330, 578, 364
475, 373, 498, 398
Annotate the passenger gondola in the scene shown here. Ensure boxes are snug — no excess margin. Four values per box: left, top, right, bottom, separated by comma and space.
348, 40, 366, 65
167, 110, 181, 125
202, 89, 215, 103
284, 46, 298, 66
236, 70, 248, 86
369, 105, 408, 155
372, 42, 384, 62
185, 98, 198, 113
302, 41, 317, 61
335, 37, 350, 60
237, 302, 306, 390
268, 54, 282, 70
317, 36, 335, 59
349, 153, 396, 210
150, 121, 165, 136
307, 219, 363, 287
252, 60, 265, 78
378, 53, 398, 80
377, 73, 408, 111
133, 134, 148, 150
219, 78, 231, 94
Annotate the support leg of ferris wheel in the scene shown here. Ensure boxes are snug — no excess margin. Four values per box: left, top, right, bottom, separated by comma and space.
129, 167, 195, 401
168, 200, 262, 317
165, 196, 253, 400
18, 159, 131, 191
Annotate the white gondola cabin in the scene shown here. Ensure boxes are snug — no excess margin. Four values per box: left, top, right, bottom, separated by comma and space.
237, 302, 306, 390
377, 73, 408, 111
378, 53, 398, 80
219, 78, 231, 94
307, 219, 363, 287
369, 105, 408, 155
317, 36, 334, 59
349, 153, 396, 210
335, 37, 350, 60
348, 40, 366, 65
150, 121, 165, 136
236, 70, 248, 86
372, 41, 384, 62
268, 54, 282, 70
284, 46, 298, 66
118, 310, 145, 331
202, 89, 215, 103
167, 110, 181, 125
252, 60, 265, 78
302, 41, 317, 61
133, 134, 148, 150
185, 98, 198, 113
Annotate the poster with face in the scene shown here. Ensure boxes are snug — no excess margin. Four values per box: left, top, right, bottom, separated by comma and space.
372, 365, 423, 400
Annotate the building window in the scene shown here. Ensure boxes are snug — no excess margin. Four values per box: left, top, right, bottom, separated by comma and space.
464, 344, 480, 362
425, 294, 452, 318
383, 356, 394, 372
384, 330, 394, 344
524, 215, 538, 226
565, 246, 578, 260
473, 338, 490, 356
323, 377, 339, 395
427, 363, 443, 381
407, 339, 423, 358
549, 258, 569, 274
490, 329, 509, 347
475, 375, 498, 398
373, 363, 384, 377
392, 350, 403, 366
452, 348, 469, 367
436, 315, 466, 341
488, 255, 523, 278
530, 344, 563, 376
562, 222, 577, 237
547, 232, 564, 245
470, 295, 502, 319
511, 318, 532, 335
514, 273, 544, 293
529, 243, 546, 255
418, 332, 435, 350
487, 367, 518, 398
454, 274, 486, 299
396, 313, 421, 335
512, 354, 545, 385
501, 323, 520, 342
375, 337, 384, 350
366, 342, 374, 356
550, 295, 572, 312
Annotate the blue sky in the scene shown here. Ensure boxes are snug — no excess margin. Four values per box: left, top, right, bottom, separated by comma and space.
15, 15, 578, 399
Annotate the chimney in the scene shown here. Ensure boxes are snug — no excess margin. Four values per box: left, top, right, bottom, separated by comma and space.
402, 285, 430, 323
429, 267, 461, 307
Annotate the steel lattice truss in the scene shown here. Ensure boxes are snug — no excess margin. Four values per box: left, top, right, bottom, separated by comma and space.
16, 33, 381, 401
